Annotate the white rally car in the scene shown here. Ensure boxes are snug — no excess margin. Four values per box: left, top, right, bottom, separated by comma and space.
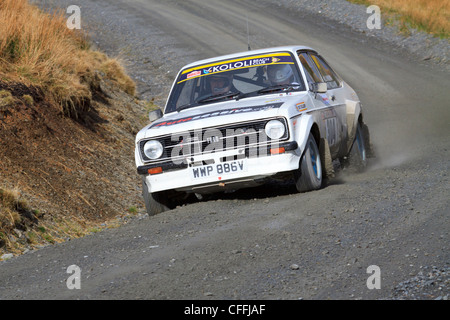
135, 46, 372, 215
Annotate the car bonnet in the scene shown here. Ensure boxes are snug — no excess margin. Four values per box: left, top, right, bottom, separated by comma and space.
142, 95, 299, 138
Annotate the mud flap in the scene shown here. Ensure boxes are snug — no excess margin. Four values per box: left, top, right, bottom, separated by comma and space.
362, 123, 375, 158
320, 138, 334, 180
346, 113, 356, 154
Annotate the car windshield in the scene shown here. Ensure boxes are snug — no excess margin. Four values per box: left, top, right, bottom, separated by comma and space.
165, 51, 305, 113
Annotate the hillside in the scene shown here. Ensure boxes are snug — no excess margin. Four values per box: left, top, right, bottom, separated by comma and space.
0, 0, 151, 256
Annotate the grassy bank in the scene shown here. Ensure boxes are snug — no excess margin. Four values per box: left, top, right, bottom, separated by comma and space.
349, 0, 449, 38
0, 0, 146, 256
0, 0, 136, 118
0, 188, 66, 253
0, 186, 127, 255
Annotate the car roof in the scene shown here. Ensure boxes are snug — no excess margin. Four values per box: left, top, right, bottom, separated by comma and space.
181, 45, 315, 70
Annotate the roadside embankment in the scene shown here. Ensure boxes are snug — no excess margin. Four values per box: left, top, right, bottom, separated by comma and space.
0, 0, 153, 257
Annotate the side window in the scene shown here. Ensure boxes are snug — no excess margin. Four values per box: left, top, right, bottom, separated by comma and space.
298, 52, 323, 90
176, 77, 198, 108
310, 54, 340, 89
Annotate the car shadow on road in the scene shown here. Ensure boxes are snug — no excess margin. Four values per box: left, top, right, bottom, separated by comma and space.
196, 179, 298, 202
183, 173, 348, 205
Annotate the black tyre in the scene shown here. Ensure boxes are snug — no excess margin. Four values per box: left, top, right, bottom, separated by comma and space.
294, 133, 323, 193
142, 178, 170, 216
347, 122, 367, 171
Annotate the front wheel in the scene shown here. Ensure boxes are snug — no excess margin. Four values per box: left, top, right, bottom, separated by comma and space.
142, 178, 170, 216
294, 133, 323, 193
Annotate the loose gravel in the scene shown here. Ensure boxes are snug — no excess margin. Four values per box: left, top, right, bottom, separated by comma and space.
389, 265, 449, 300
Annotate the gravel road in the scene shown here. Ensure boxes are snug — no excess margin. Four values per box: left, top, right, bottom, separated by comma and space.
1, 0, 449, 300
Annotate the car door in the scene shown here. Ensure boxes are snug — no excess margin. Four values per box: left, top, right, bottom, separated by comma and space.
298, 51, 341, 157
308, 53, 348, 156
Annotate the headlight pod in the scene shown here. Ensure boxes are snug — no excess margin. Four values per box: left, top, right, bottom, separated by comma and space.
265, 120, 286, 140
143, 140, 163, 159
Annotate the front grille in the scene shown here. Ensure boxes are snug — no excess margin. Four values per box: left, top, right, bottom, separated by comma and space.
139, 117, 289, 163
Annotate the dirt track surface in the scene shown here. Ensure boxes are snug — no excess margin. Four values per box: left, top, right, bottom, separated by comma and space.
1, 0, 449, 300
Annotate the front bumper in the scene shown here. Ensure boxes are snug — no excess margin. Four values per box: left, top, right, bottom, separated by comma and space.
138, 141, 299, 193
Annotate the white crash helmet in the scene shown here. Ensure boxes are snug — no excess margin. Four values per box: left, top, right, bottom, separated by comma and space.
267, 64, 294, 85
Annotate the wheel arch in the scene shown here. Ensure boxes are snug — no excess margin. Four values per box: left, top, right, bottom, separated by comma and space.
345, 99, 363, 154
294, 114, 321, 157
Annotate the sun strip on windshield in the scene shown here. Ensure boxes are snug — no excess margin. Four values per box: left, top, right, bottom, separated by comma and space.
177, 52, 295, 84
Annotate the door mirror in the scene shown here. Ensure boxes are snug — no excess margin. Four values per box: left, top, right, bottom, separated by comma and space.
149, 108, 163, 122
312, 82, 327, 93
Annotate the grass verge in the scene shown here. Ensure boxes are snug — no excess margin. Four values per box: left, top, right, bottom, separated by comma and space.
0, 187, 137, 256
349, 0, 449, 38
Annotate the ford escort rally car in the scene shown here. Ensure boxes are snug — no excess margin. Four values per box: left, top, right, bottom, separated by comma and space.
135, 46, 372, 215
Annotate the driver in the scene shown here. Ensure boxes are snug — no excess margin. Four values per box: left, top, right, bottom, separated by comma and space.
208, 73, 234, 95
267, 64, 294, 86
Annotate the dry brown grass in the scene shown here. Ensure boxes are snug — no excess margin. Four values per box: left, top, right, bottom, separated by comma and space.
350, 0, 449, 38
0, 188, 24, 228
0, 188, 29, 249
0, 186, 114, 254
0, 0, 136, 118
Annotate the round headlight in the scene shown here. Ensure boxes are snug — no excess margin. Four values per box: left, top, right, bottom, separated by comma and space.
265, 120, 285, 140
143, 140, 163, 159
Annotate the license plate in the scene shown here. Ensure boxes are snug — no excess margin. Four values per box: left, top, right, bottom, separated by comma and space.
191, 160, 247, 180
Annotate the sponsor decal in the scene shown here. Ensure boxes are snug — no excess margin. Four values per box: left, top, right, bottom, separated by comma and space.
187, 70, 201, 79
265, 98, 282, 103
177, 53, 295, 83
319, 94, 330, 106
149, 103, 283, 128
295, 102, 307, 112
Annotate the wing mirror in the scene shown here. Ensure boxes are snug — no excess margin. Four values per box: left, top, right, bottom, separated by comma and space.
149, 108, 163, 122
312, 82, 327, 93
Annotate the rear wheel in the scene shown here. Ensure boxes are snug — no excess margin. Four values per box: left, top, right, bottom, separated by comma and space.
294, 133, 323, 193
347, 122, 367, 171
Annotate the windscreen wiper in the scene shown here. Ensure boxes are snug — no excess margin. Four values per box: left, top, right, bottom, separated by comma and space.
257, 83, 300, 95
177, 91, 244, 112
197, 91, 241, 104
176, 103, 196, 112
